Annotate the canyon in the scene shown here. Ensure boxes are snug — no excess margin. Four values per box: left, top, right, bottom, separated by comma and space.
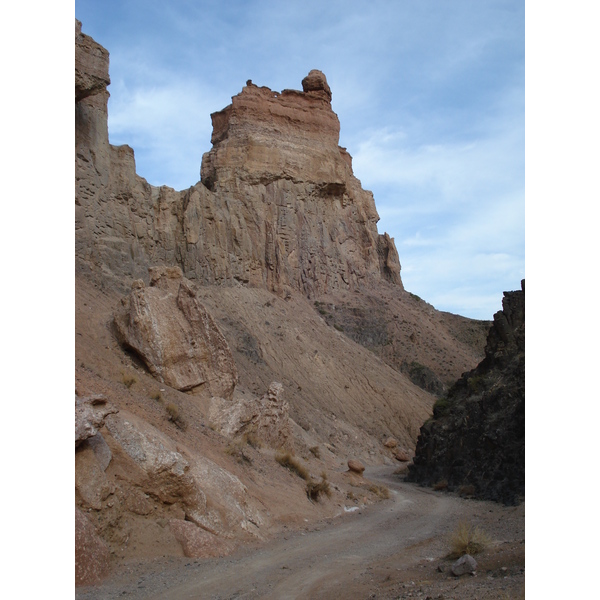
75, 19, 523, 598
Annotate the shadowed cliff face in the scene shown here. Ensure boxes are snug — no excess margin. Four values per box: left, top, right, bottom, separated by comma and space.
406, 281, 525, 505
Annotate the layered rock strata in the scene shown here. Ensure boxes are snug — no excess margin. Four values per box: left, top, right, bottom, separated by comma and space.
75, 21, 400, 298
406, 281, 525, 505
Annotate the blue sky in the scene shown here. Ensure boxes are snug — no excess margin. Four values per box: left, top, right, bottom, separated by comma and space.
75, 0, 524, 320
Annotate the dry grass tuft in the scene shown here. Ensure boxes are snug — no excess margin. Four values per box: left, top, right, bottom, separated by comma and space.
433, 479, 448, 491
275, 450, 310, 481
309, 446, 321, 459
225, 439, 252, 464
122, 373, 137, 388
448, 521, 491, 558
368, 484, 391, 499
306, 472, 331, 501
458, 484, 476, 497
242, 431, 262, 449
150, 391, 163, 402
166, 403, 185, 429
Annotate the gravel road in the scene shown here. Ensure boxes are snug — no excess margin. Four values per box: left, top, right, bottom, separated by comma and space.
76, 467, 524, 600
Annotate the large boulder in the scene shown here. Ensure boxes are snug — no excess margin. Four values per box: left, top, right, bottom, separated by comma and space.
104, 411, 263, 539
114, 267, 237, 399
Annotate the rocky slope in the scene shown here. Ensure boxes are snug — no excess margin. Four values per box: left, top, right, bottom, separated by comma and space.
406, 281, 525, 505
75, 20, 492, 585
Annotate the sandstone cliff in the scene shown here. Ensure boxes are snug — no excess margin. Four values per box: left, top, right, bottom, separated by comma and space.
75, 20, 492, 584
75, 20, 487, 391
76, 27, 399, 298
406, 281, 525, 505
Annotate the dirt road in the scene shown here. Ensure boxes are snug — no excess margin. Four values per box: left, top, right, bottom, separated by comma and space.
76, 468, 524, 599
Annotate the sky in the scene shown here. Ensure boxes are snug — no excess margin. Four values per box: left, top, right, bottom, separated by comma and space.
74, 0, 524, 320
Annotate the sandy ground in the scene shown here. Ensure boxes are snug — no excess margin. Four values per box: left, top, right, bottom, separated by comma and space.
76, 467, 524, 600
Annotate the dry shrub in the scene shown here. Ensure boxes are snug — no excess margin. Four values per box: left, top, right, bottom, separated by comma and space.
368, 484, 391, 499
166, 403, 185, 429
242, 431, 262, 449
306, 473, 331, 501
448, 521, 491, 558
122, 373, 137, 388
150, 391, 163, 402
309, 446, 321, 459
275, 450, 310, 481
433, 479, 448, 491
225, 439, 252, 464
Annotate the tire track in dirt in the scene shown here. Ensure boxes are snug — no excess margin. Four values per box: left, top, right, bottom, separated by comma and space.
142, 467, 462, 600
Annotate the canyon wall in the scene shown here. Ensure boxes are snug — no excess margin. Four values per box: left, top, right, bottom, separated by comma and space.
76, 22, 400, 298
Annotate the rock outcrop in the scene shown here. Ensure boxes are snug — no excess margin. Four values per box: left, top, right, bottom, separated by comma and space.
406, 281, 525, 505
75, 20, 487, 394
208, 382, 292, 449
75, 20, 110, 103
113, 266, 238, 399
75, 22, 400, 298
75, 394, 118, 447
74, 21, 496, 584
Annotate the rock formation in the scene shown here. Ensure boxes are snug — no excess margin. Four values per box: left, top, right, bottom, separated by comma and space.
74, 20, 495, 583
76, 20, 399, 298
208, 382, 292, 449
75, 393, 118, 447
406, 281, 525, 505
113, 266, 237, 399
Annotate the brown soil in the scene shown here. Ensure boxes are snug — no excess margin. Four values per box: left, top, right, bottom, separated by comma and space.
76, 466, 524, 599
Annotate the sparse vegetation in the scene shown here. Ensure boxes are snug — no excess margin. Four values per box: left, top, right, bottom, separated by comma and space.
166, 403, 185, 429
151, 391, 163, 402
467, 375, 485, 393
225, 438, 252, 464
433, 479, 448, 491
122, 373, 137, 388
433, 396, 450, 417
275, 450, 310, 480
333, 323, 344, 332
448, 521, 491, 558
309, 446, 321, 459
243, 431, 262, 449
306, 472, 331, 501
367, 484, 391, 499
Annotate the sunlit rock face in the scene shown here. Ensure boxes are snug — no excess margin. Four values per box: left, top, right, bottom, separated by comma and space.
200, 71, 402, 296
75, 32, 401, 298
